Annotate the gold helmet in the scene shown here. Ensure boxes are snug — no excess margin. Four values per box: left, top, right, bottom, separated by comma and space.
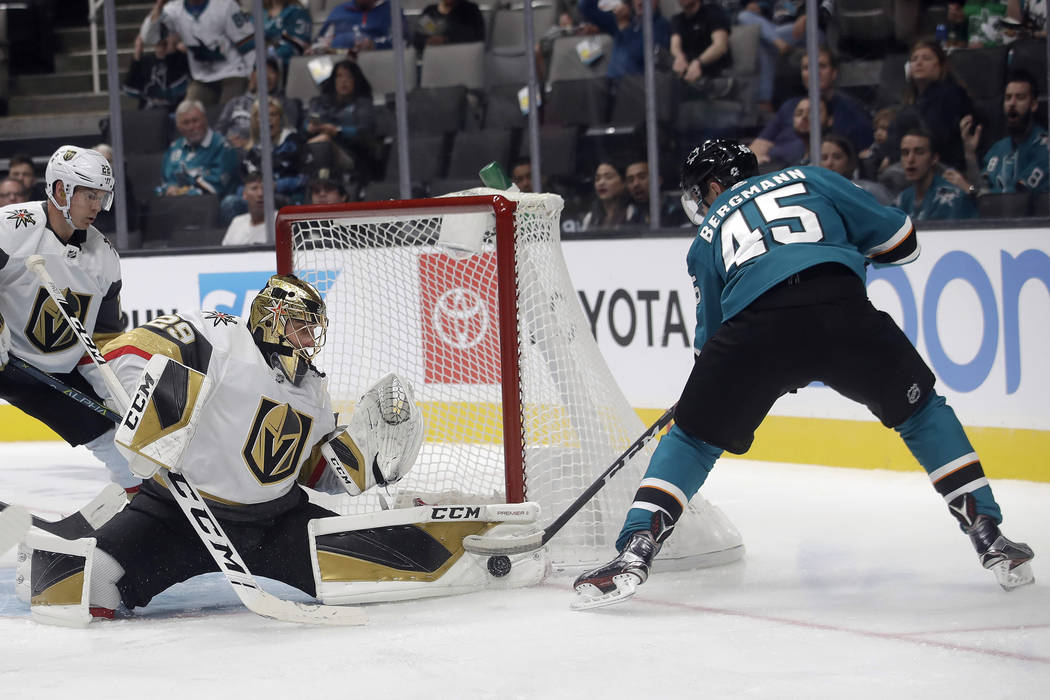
248, 274, 327, 386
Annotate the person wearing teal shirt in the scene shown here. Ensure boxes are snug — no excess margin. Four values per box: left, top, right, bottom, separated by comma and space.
896, 128, 977, 220
572, 139, 1033, 609
265, 0, 312, 78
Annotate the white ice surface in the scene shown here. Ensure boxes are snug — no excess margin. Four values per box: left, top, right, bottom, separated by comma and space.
1, 442, 1047, 699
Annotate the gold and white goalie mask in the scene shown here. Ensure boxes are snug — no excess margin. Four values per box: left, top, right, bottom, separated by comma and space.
321, 374, 425, 495
247, 274, 327, 386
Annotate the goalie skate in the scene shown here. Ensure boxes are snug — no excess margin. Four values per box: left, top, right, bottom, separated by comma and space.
571, 530, 657, 611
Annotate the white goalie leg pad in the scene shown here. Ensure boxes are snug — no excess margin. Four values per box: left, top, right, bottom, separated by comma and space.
18, 532, 99, 627
308, 503, 546, 604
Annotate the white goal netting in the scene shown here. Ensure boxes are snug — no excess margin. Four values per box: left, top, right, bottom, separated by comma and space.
279, 189, 742, 571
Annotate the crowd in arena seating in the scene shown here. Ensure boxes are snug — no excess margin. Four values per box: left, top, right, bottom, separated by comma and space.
5, 0, 1048, 247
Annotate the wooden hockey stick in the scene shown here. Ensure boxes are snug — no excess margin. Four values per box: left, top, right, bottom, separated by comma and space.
25, 254, 365, 626
0, 484, 127, 539
461, 405, 677, 556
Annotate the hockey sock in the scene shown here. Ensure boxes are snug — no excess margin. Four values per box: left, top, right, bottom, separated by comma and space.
894, 391, 1002, 524
83, 429, 138, 490
615, 424, 722, 551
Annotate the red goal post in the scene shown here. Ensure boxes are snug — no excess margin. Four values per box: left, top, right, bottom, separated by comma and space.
275, 191, 743, 571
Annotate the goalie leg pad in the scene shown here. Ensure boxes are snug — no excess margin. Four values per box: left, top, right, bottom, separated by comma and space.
18, 532, 99, 627
308, 504, 545, 604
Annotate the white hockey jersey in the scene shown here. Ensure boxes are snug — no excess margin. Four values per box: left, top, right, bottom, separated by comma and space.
0, 201, 123, 373
88, 310, 336, 508
141, 0, 254, 83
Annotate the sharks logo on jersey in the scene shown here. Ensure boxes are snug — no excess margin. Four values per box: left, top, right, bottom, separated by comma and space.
242, 398, 315, 485
24, 287, 92, 354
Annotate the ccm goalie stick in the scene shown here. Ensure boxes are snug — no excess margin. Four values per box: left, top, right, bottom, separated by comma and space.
0, 484, 127, 539
25, 255, 365, 627
462, 405, 676, 556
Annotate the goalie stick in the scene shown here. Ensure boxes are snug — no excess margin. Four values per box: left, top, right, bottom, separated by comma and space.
462, 405, 676, 556
0, 484, 127, 539
25, 254, 365, 627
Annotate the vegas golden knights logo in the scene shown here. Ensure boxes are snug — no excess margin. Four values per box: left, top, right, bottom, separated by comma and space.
242, 398, 314, 485
25, 287, 92, 353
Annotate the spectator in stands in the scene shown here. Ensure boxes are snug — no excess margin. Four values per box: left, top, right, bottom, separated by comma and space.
306, 60, 379, 191
623, 158, 686, 226
0, 178, 27, 205
216, 57, 300, 151
308, 170, 351, 204
313, 0, 405, 54
820, 133, 894, 206
580, 161, 636, 230
309, 169, 351, 204
511, 160, 534, 193
141, 0, 255, 107
222, 172, 269, 245
735, 1, 832, 111
896, 127, 977, 221
858, 106, 898, 181
1007, 0, 1047, 36
158, 99, 240, 199
577, 0, 670, 80
264, 0, 311, 79
749, 95, 832, 169
885, 39, 973, 173
90, 143, 139, 235
954, 69, 1050, 195
123, 28, 190, 111
669, 0, 733, 98
747, 47, 872, 166
413, 0, 485, 51
6, 155, 45, 201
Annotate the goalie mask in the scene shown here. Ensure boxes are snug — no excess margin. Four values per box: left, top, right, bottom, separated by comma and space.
45, 146, 115, 227
680, 139, 758, 225
248, 274, 328, 386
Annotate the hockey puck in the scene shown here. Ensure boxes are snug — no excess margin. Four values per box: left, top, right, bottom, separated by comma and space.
486, 555, 512, 577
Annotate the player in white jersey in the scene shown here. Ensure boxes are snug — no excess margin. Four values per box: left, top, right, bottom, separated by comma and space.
0, 145, 135, 490
141, 0, 255, 106
74, 275, 427, 616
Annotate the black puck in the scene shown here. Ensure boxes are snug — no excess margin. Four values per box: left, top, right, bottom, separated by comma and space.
487, 555, 512, 577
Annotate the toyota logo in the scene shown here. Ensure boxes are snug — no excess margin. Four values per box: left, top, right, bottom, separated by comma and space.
432, 287, 490, 350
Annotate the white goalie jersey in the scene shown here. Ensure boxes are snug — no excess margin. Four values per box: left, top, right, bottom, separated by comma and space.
0, 201, 123, 374
85, 310, 336, 507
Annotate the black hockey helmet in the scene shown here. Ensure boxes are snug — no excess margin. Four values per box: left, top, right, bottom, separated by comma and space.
680, 139, 758, 224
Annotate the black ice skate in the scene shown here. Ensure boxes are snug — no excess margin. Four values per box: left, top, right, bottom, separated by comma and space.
571, 530, 659, 610
950, 494, 1034, 591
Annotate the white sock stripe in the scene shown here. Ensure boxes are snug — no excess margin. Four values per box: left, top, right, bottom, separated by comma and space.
639, 478, 688, 506
943, 478, 989, 504
630, 501, 665, 515
927, 452, 980, 483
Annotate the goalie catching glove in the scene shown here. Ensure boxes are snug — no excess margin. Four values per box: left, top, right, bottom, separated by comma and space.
320, 373, 424, 495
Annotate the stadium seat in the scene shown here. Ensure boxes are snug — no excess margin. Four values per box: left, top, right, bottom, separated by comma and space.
1008, 38, 1049, 97
383, 133, 448, 183
484, 84, 529, 130
971, 95, 1007, 152
407, 85, 468, 134
118, 109, 170, 154
609, 72, 675, 127
447, 129, 512, 178
544, 77, 609, 127
124, 152, 166, 200
948, 46, 1009, 101
977, 191, 1030, 218
285, 55, 323, 104
485, 50, 531, 88
488, 5, 557, 51
142, 194, 221, 248
546, 34, 614, 84
420, 42, 486, 89
835, 0, 895, 43
517, 125, 578, 179
357, 46, 419, 98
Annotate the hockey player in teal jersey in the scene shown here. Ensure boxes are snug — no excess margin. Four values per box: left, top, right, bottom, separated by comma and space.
962, 69, 1049, 194
896, 128, 977, 221
573, 139, 1034, 609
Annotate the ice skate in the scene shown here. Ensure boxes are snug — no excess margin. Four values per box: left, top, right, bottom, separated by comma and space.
950, 494, 1034, 591
571, 530, 658, 610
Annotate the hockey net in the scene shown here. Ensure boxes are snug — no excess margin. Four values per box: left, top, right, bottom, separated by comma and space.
275, 189, 742, 572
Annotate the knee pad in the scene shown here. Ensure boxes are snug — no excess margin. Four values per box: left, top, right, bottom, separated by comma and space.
308, 503, 546, 604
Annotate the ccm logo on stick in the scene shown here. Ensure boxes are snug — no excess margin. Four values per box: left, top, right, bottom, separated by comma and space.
122, 373, 156, 429
431, 506, 482, 520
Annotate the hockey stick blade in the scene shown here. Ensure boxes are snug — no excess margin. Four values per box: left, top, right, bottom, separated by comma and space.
0, 505, 31, 557
242, 589, 367, 626
462, 407, 677, 557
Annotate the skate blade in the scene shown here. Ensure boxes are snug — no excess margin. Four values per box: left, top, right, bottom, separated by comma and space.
570, 573, 639, 611
994, 561, 1034, 591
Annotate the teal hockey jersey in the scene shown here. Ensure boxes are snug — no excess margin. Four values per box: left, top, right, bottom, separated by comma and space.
896, 171, 977, 222
981, 125, 1050, 193
686, 166, 915, 351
